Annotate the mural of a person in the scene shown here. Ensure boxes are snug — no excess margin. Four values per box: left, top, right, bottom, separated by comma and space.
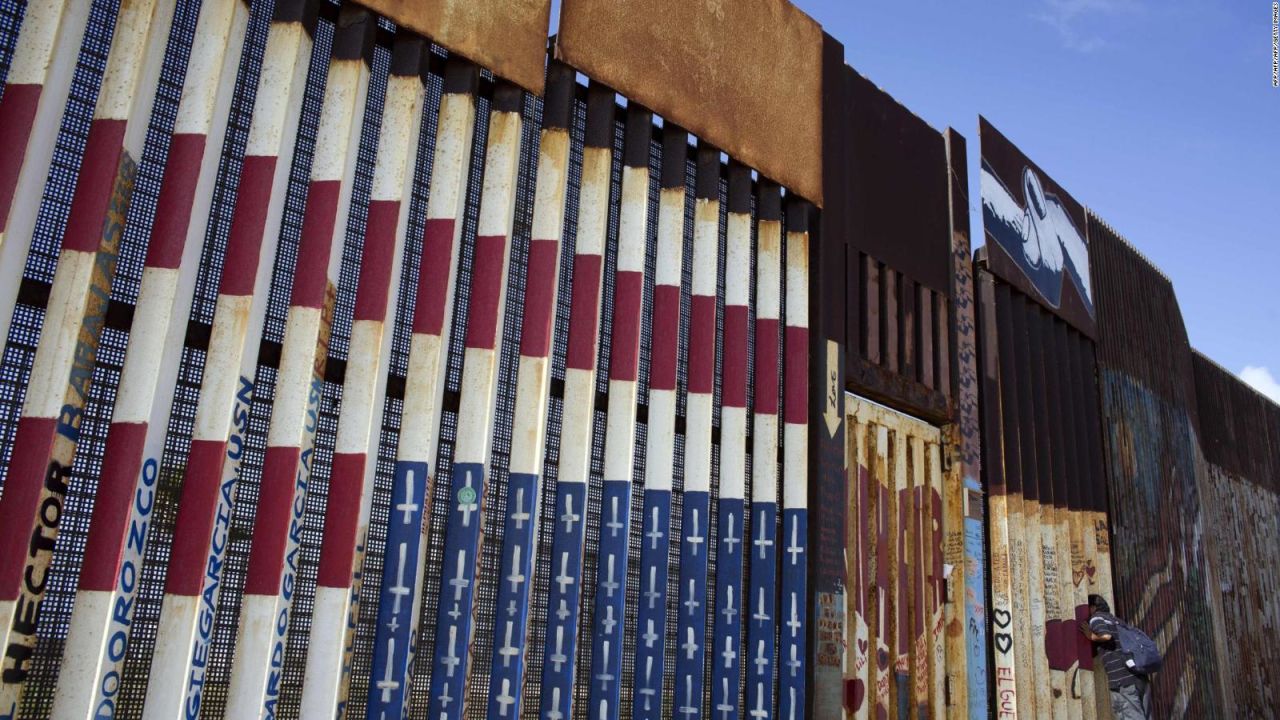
981, 163, 1093, 314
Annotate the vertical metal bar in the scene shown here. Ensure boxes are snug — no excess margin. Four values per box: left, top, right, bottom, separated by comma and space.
631, 123, 688, 720
480, 60, 574, 720
299, 33, 428, 718
942, 128, 981, 719
52, 2, 251, 717
984, 276, 1022, 719
583, 101, 650, 720
144, 3, 320, 715
873, 422, 892, 720
669, 141, 719, 720
365, 55, 479, 719
779, 197, 808, 720
0, 0, 176, 713
709, 160, 749, 720
422, 77, 524, 720
226, 7, 375, 716
747, 179, 782, 720
535, 79, 613, 720
926, 439, 945, 720
0, 0, 92, 362
892, 423, 909, 719
910, 435, 927, 718
1063, 327, 1096, 720
848, 415, 871, 720
1017, 299, 1053, 717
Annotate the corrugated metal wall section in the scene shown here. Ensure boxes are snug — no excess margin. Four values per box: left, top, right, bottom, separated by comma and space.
1088, 213, 1228, 718
1192, 352, 1280, 717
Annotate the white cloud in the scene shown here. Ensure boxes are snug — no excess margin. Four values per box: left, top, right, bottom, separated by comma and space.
1036, 0, 1144, 52
1239, 366, 1280, 405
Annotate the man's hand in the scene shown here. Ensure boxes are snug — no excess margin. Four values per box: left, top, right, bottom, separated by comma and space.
1077, 620, 1111, 642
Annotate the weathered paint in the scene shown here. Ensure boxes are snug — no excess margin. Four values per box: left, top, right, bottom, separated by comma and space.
143, 7, 317, 716
481, 61, 575, 720
0, 0, 173, 711
535, 81, 612, 720
299, 33, 428, 719
632, 123, 688, 720
584, 103, 649, 720
226, 9, 374, 716
52, 2, 250, 717
848, 396, 944, 720
0, 0, 92, 364
781, 200, 810, 720
366, 56, 478, 719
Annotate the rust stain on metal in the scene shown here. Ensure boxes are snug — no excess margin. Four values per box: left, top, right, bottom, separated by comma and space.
556, 0, 824, 205
356, 0, 550, 94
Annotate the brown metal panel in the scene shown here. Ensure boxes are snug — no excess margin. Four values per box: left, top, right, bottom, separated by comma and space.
866, 255, 881, 365
935, 298, 951, 400
884, 269, 899, 374
356, 0, 551, 93
978, 117, 1095, 338
919, 287, 934, 390
556, 0, 823, 205
844, 71, 952, 296
902, 277, 917, 385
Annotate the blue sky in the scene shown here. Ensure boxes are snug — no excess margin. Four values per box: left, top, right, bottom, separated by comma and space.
550, 0, 1279, 401
797, 0, 1280, 401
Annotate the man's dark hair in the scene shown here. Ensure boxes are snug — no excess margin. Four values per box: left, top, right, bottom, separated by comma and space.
1088, 594, 1110, 613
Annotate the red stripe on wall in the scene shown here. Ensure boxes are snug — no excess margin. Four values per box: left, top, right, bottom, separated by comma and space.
166, 438, 230, 595
220, 155, 279, 297
62, 119, 129, 253
0, 83, 41, 233
687, 294, 717, 395
519, 239, 559, 358
565, 253, 603, 371
351, 199, 399, 321
243, 445, 303, 595
145, 133, 208, 269
0, 416, 57, 598
79, 421, 148, 591
412, 217, 456, 335
290, 179, 341, 308
784, 325, 809, 425
721, 304, 748, 408
608, 270, 644, 382
754, 318, 780, 415
316, 451, 364, 588
649, 284, 680, 391
463, 234, 508, 350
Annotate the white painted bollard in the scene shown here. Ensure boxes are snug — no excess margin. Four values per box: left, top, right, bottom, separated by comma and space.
631, 124, 689, 720
0, 0, 92, 364
299, 32, 427, 719
670, 143, 723, 720
585, 102, 651, 720
746, 179, 783, 720
536, 81, 615, 720
0, 0, 175, 713
365, 56, 479, 719
709, 160, 752, 720
52, 1, 250, 717
143, 3, 319, 715
424, 77, 525, 720
226, 8, 375, 717
779, 199, 810, 720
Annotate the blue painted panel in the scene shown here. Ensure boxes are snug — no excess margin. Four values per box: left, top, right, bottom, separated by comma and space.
587, 479, 633, 719
368, 460, 429, 717
746, 500, 778, 720
778, 507, 808, 720
672, 489, 711, 719
710, 497, 745, 720
486, 471, 540, 718
538, 481, 589, 720
632, 488, 673, 720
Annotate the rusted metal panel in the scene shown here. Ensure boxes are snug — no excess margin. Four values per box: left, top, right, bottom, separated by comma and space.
556, 0, 824, 206
978, 116, 1095, 339
845, 71, 953, 298
848, 396, 944, 720
811, 30, 848, 719
355, 0, 550, 94
1089, 213, 1226, 718
944, 127, 983, 720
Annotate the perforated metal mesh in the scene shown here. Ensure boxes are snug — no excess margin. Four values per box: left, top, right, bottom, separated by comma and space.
0, 3, 795, 714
